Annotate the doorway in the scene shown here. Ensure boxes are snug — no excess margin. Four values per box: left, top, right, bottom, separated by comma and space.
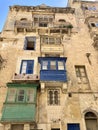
85, 112, 97, 130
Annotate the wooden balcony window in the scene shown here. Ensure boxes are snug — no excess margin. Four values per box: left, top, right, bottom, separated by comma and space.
40, 36, 61, 44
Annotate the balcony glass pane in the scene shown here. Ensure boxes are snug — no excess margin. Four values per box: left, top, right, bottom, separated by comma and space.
27, 90, 34, 102
50, 61, 56, 70
21, 61, 27, 74
7, 89, 16, 102
42, 61, 48, 70
17, 90, 25, 102
58, 61, 64, 70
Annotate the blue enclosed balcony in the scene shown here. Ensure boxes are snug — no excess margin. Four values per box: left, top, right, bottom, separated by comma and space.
38, 57, 67, 82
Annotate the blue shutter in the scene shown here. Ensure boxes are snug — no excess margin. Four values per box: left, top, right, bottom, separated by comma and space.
26, 60, 34, 74
67, 124, 80, 130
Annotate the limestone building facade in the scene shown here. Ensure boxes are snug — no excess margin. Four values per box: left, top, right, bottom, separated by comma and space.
0, 0, 98, 130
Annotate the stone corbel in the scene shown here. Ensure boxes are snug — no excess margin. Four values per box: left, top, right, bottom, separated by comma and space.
4, 124, 11, 130
14, 27, 17, 34
41, 82, 45, 93
62, 83, 67, 93
24, 124, 30, 130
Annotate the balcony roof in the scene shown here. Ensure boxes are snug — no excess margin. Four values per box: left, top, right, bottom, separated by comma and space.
10, 5, 75, 14
38, 57, 67, 63
6, 83, 39, 88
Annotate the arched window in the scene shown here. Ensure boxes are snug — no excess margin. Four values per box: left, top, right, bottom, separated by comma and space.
48, 89, 60, 105
20, 18, 27, 21
58, 19, 66, 22
49, 90, 53, 105
85, 112, 97, 130
54, 90, 59, 104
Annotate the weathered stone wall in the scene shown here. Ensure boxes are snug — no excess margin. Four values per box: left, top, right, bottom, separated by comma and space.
0, 2, 98, 130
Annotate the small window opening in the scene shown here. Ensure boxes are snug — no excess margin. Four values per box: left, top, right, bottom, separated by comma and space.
24, 37, 36, 50
68, 93, 72, 97
91, 23, 96, 27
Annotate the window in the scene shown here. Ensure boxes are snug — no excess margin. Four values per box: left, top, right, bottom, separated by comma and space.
39, 23, 47, 27
42, 61, 48, 70
48, 89, 60, 105
20, 60, 34, 74
91, 23, 98, 28
49, 38, 55, 44
58, 61, 64, 70
33, 15, 53, 27
20, 18, 27, 21
91, 23, 96, 27
49, 17, 53, 22
7, 88, 16, 102
50, 61, 56, 70
34, 17, 38, 22
75, 66, 88, 84
24, 37, 36, 50
27, 89, 34, 102
88, 7, 96, 11
42, 60, 65, 70
40, 36, 61, 44
17, 89, 25, 102
58, 19, 66, 22
6, 88, 35, 103
56, 38, 61, 44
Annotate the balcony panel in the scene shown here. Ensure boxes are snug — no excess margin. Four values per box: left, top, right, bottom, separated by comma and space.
40, 70, 67, 82
12, 74, 39, 83
15, 21, 32, 28
84, 10, 98, 18
38, 28, 48, 35
41, 44, 64, 54
53, 21, 72, 28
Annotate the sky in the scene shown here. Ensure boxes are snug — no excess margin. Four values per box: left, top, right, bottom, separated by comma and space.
0, 0, 68, 32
